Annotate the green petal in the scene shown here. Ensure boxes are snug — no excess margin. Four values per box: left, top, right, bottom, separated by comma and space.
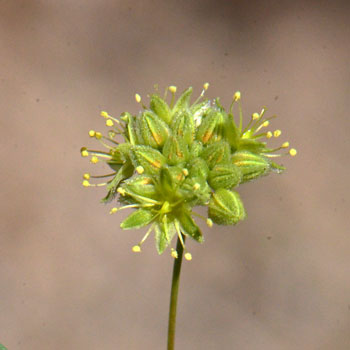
177, 211, 203, 243
120, 209, 156, 230
154, 217, 176, 254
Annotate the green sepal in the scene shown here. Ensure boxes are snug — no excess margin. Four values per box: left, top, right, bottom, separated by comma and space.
163, 135, 189, 165
237, 139, 266, 153
225, 114, 240, 150
208, 189, 246, 225
176, 211, 203, 243
122, 175, 158, 202
189, 157, 209, 180
125, 113, 143, 145
196, 110, 225, 144
168, 165, 186, 186
189, 140, 203, 158
101, 161, 134, 203
270, 161, 286, 173
231, 151, 270, 183
208, 163, 242, 190
159, 167, 174, 196
171, 87, 193, 116
150, 94, 172, 124
180, 175, 211, 206
201, 141, 230, 169
129, 145, 166, 175
140, 110, 169, 149
154, 218, 176, 254
170, 110, 195, 145
120, 209, 156, 229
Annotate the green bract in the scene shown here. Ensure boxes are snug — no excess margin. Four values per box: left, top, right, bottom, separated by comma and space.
81, 84, 296, 258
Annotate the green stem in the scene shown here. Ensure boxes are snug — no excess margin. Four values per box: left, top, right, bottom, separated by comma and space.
167, 235, 185, 350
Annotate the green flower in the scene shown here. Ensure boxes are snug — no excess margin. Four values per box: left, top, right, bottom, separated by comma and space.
81, 84, 296, 258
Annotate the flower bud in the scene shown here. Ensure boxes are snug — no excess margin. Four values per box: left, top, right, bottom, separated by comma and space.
140, 111, 169, 148
163, 135, 189, 165
196, 110, 225, 144
171, 87, 193, 116
130, 145, 166, 175
208, 163, 242, 190
208, 189, 246, 225
201, 141, 230, 169
150, 94, 172, 124
171, 110, 195, 145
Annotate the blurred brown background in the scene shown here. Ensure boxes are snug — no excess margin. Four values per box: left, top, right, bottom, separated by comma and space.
1, 0, 349, 349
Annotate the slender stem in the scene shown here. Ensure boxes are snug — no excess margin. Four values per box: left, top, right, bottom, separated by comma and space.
167, 235, 185, 350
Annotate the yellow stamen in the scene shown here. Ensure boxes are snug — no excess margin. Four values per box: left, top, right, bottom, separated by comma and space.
89, 130, 96, 137
233, 91, 241, 101
193, 183, 200, 190
282, 141, 290, 148
169, 86, 177, 93
184, 252, 192, 261
82, 180, 90, 187
132, 245, 141, 253
262, 121, 269, 127
81, 148, 89, 157
266, 131, 273, 139
90, 156, 99, 164
135, 93, 141, 103
289, 148, 297, 156
203, 82, 209, 90
100, 111, 110, 118
252, 113, 260, 120
109, 207, 118, 214
83, 173, 90, 180
106, 119, 114, 127
117, 187, 126, 196
274, 129, 282, 137
95, 132, 102, 139
182, 168, 189, 176
136, 166, 144, 174
206, 218, 213, 228
171, 249, 178, 259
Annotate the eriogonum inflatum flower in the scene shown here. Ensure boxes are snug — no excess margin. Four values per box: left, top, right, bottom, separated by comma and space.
81, 84, 296, 259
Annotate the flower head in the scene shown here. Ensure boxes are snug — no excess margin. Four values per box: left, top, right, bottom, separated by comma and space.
81, 84, 296, 258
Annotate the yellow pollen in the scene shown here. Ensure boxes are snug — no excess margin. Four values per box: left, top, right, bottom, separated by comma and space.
262, 121, 270, 127
82, 180, 90, 187
193, 183, 200, 190
89, 130, 96, 137
233, 91, 241, 101
289, 148, 297, 156
81, 148, 89, 157
203, 82, 209, 90
184, 252, 192, 261
206, 218, 213, 228
83, 173, 90, 180
135, 93, 141, 103
109, 207, 118, 214
266, 131, 273, 139
136, 166, 144, 174
132, 245, 141, 253
182, 168, 189, 176
106, 119, 114, 127
274, 130, 282, 137
171, 249, 178, 259
282, 141, 290, 148
169, 86, 177, 93
117, 187, 126, 196
100, 111, 110, 118
90, 156, 99, 164
95, 132, 102, 139
252, 113, 260, 120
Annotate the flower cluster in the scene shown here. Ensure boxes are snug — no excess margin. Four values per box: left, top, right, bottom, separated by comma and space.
81, 84, 296, 259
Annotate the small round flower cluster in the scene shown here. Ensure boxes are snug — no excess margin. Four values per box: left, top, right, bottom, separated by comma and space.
81, 84, 296, 259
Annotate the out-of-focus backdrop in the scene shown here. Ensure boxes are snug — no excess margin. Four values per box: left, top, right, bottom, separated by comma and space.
1, 1, 349, 349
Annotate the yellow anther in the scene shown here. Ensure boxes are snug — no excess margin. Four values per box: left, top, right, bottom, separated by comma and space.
132, 245, 141, 253
262, 121, 270, 127
203, 82, 209, 90
182, 168, 189, 176
120, 114, 128, 121
135, 93, 141, 103
289, 148, 297, 156
274, 130, 282, 137
82, 180, 90, 187
83, 173, 90, 180
81, 148, 89, 157
171, 249, 178, 259
184, 252, 192, 261
282, 141, 290, 148
233, 91, 241, 101
206, 218, 213, 228
106, 119, 114, 127
117, 187, 126, 196
193, 183, 200, 191
169, 86, 177, 93
100, 111, 110, 118
266, 131, 273, 139
95, 132, 102, 139
90, 156, 99, 164
252, 112, 260, 120
136, 166, 144, 174
89, 130, 96, 137
109, 207, 118, 214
